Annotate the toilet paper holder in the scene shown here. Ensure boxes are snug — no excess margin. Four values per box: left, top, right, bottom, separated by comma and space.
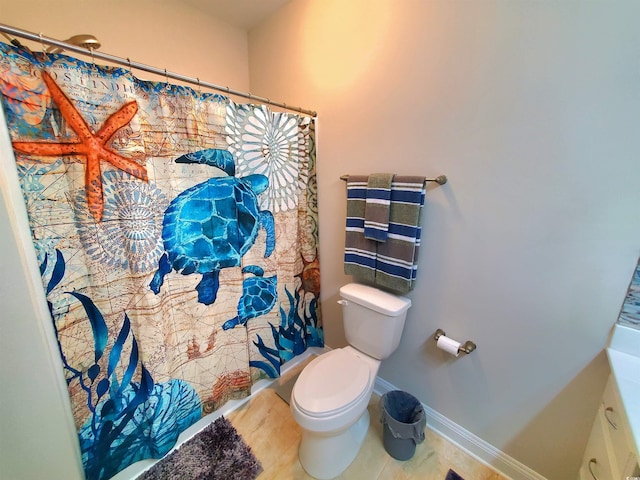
434, 329, 477, 355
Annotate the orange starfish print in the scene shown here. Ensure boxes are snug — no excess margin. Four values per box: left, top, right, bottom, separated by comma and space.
12, 71, 148, 222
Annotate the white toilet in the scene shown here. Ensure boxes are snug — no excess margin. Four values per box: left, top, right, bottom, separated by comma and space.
290, 283, 412, 479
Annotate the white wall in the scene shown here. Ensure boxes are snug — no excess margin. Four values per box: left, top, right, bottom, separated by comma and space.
248, 1, 640, 478
0, 2, 250, 478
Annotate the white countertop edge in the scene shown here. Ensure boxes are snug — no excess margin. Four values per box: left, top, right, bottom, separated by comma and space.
609, 323, 640, 357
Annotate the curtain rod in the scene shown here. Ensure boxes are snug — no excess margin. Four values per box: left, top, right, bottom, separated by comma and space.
0, 23, 317, 117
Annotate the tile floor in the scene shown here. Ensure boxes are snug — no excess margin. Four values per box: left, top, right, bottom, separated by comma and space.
227, 358, 508, 480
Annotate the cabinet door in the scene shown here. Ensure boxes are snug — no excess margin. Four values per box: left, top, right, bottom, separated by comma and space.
601, 376, 635, 476
579, 413, 615, 480
622, 459, 640, 479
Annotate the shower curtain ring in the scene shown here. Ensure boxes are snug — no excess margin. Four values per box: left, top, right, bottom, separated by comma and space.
39, 32, 50, 61
126, 57, 132, 75
196, 77, 201, 94
164, 68, 170, 90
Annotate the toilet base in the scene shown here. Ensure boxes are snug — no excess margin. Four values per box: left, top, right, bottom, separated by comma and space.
298, 408, 370, 479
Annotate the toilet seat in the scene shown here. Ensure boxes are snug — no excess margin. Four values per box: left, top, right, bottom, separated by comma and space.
293, 349, 371, 417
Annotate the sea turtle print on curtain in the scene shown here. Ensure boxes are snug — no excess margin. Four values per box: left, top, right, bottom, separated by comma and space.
149, 148, 276, 306
0, 42, 322, 480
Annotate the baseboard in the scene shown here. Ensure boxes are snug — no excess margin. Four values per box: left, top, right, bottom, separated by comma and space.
374, 377, 547, 480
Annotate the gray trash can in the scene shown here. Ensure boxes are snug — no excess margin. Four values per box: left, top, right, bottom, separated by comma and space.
380, 390, 426, 460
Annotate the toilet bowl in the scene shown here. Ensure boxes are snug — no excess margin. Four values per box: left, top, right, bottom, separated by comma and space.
290, 283, 411, 479
291, 347, 380, 479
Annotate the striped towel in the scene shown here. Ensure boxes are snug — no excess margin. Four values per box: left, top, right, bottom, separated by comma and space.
344, 175, 376, 283
374, 176, 426, 293
364, 173, 394, 242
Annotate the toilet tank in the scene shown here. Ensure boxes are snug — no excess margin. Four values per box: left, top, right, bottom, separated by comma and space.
339, 283, 412, 360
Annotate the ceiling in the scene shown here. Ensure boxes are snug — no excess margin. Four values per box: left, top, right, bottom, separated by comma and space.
180, 0, 291, 30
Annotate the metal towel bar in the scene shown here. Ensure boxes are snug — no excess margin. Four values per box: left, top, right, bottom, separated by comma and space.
340, 174, 447, 185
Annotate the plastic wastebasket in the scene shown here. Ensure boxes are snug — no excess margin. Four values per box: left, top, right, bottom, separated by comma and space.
380, 390, 426, 460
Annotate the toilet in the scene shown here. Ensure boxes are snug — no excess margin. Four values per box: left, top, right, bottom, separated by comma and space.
290, 283, 412, 479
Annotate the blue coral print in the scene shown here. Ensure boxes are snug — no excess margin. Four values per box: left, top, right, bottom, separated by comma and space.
43, 250, 201, 480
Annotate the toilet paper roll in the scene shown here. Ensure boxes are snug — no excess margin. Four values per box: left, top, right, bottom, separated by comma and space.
437, 335, 461, 357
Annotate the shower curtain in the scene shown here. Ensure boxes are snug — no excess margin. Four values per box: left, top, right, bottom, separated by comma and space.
0, 43, 322, 480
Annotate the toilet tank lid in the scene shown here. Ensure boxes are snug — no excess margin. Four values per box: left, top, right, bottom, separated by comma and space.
339, 283, 411, 316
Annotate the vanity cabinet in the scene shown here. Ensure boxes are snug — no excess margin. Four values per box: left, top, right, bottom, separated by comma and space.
579, 375, 639, 480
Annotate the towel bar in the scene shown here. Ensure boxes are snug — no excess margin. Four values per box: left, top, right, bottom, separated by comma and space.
339, 174, 447, 185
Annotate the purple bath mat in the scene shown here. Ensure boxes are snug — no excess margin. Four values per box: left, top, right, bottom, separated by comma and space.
446, 469, 465, 480
138, 416, 262, 480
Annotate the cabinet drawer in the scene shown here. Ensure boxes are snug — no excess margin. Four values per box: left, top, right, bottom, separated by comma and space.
580, 413, 615, 480
601, 376, 634, 475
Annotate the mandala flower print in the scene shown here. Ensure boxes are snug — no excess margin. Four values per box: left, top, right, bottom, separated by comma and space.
74, 171, 168, 274
226, 104, 306, 213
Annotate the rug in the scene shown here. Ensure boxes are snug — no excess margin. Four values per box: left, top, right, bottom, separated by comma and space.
138, 416, 262, 480
445, 469, 465, 480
